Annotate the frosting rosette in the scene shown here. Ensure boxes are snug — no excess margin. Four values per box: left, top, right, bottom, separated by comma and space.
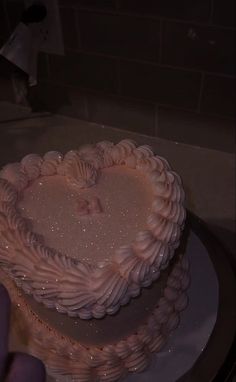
0, 140, 186, 319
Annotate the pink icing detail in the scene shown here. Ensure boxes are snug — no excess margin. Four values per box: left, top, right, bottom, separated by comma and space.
0, 202, 14, 216
102, 152, 114, 168
125, 351, 149, 372
44, 151, 63, 162
167, 275, 182, 290
6, 210, 27, 230
0, 212, 8, 230
156, 155, 171, 170
175, 293, 188, 311
171, 266, 184, 279
0, 252, 189, 382
64, 150, 80, 162
136, 145, 153, 157
96, 141, 114, 151
113, 245, 133, 265
132, 230, 154, 252
156, 297, 174, 315
149, 170, 168, 185
0, 179, 17, 203
0, 140, 186, 320
21, 154, 42, 180
0, 163, 28, 191
110, 140, 137, 164
41, 152, 63, 176
96, 141, 114, 168
64, 157, 98, 189
78, 145, 104, 169
148, 334, 166, 352
165, 312, 180, 332
151, 158, 165, 172
89, 197, 103, 214
163, 286, 180, 301
136, 157, 160, 172
77, 198, 89, 216
181, 273, 191, 289
124, 155, 137, 169
131, 261, 150, 284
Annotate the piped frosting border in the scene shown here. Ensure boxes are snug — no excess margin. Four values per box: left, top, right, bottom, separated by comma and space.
0, 140, 186, 319
1, 254, 190, 382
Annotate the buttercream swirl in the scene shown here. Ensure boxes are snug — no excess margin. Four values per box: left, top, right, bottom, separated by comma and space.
0, 163, 28, 191
96, 141, 114, 168
41, 151, 63, 176
0, 178, 17, 202
0, 140, 186, 319
78, 144, 105, 169
60, 156, 98, 189
110, 139, 137, 164
0, 212, 8, 230
21, 154, 42, 180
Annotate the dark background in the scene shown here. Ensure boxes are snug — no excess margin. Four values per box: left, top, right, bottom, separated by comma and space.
0, 0, 235, 152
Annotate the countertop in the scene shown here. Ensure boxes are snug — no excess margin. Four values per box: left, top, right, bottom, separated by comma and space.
0, 102, 235, 258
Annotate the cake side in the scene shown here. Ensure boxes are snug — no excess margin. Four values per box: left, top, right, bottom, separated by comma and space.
0, 253, 190, 382
0, 140, 186, 319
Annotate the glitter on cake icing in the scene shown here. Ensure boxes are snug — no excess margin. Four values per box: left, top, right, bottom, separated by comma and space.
0, 140, 189, 382
18, 167, 152, 265
0, 140, 186, 321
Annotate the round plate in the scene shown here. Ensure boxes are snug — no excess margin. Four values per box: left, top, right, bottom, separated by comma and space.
124, 212, 236, 382
178, 213, 236, 382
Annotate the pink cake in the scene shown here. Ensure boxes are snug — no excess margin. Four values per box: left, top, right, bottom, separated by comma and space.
0, 140, 190, 381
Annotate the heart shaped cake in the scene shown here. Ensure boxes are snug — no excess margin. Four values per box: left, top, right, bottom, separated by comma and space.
0, 140, 190, 381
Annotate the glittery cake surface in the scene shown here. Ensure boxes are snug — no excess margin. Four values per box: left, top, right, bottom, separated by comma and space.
18, 167, 152, 265
0, 140, 186, 319
0, 140, 189, 382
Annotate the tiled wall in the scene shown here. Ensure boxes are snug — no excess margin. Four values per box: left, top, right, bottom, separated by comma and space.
0, 0, 235, 151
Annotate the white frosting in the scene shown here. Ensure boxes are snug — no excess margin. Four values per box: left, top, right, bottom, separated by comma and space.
0, 140, 186, 319
41, 151, 63, 176
0, 163, 28, 191
0, 178, 17, 202
21, 154, 43, 180
57, 155, 98, 189
0, 254, 190, 382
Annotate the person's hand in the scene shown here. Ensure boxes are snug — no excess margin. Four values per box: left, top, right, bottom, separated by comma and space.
0, 283, 46, 382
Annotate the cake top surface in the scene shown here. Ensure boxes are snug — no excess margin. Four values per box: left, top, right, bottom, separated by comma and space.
0, 139, 185, 319
18, 167, 152, 265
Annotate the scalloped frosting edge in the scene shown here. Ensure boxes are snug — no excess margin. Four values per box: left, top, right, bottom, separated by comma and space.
0, 140, 186, 319
0, 254, 190, 382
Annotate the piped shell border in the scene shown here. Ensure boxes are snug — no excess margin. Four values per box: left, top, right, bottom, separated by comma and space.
0, 140, 186, 319
1, 254, 190, 382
